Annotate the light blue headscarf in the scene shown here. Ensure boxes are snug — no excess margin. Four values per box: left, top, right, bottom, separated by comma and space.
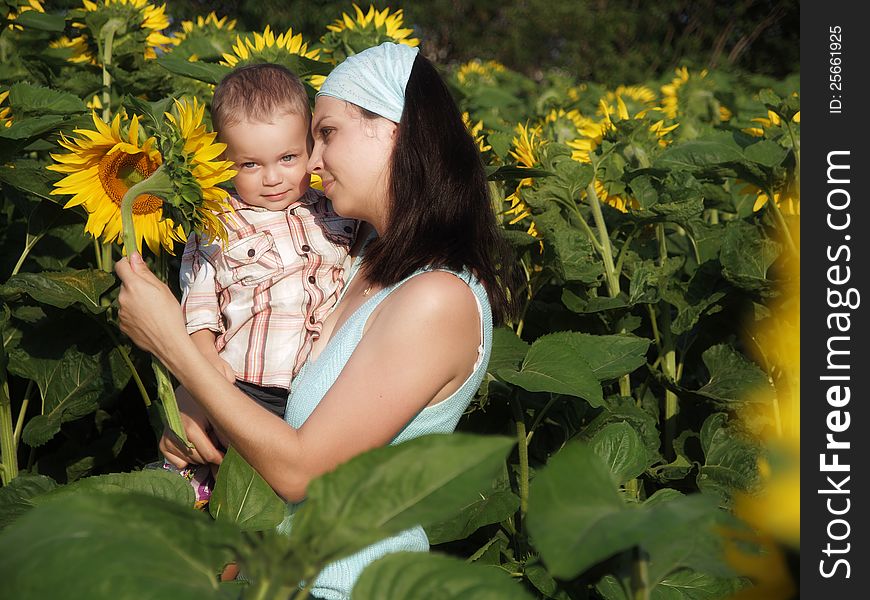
316, 42, 420, 123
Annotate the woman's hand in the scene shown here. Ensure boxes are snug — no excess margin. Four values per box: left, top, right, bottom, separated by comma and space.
159, 385, 225, 468
115, 253, 188, 364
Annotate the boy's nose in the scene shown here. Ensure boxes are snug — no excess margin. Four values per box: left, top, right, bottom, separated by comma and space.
262, 166, 282, 185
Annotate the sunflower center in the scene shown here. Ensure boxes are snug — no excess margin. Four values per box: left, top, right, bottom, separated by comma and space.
98, 151, 163, 215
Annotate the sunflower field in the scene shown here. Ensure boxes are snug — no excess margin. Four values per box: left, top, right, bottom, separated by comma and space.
0, 2, 799, 599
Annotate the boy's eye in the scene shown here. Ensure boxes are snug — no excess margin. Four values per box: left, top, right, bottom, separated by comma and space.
281, 154, 296, 162
240, 162, 257, 169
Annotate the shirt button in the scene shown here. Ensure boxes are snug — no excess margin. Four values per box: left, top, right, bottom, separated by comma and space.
308, 275, 316, 283
247, 248, 255, 257
343, 226, 353, 234
301, 244, 311, 252
309, 316, 316, 324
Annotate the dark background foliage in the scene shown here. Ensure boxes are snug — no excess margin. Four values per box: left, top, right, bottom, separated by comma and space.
47, 0, 799, 84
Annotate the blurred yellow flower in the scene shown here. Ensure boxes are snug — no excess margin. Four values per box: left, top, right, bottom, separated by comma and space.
181, 11, 236, 35
325, 4, 419, 48
82, 0, 174, 59
661, 66, 732, 123
743, 110, 801, 137
5, 0, 44, 31
0, 90, 13, 128
220, 26, 325, 88
48, 35, 95, 64
456, 59, 507, 86
462, 112, 491, 153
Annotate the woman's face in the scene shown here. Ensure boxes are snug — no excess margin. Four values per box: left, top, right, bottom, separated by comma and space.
308, 96, 397, 229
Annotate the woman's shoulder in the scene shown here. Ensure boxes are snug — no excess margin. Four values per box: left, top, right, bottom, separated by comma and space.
370, 269, 482, 342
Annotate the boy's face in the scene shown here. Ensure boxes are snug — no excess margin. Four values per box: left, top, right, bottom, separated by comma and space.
221, 111, 311, 211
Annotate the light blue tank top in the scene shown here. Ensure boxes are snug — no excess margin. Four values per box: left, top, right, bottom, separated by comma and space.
276, 254, 494, 600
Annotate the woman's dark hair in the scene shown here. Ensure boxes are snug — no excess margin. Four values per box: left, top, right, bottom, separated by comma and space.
360, 54, 522, 324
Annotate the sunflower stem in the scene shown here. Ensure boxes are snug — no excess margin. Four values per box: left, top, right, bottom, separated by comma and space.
12, 380, 34, 447
656, 224, 679, 461
119, 163, 171, 257
763, 185, 798, 256
100, 19, 124, 122
0, 378, 18, 485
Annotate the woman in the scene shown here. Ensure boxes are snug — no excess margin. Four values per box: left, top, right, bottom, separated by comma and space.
116, 42, 520, 599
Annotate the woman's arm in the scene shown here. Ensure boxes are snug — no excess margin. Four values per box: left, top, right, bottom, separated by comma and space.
117, 254, 479, 502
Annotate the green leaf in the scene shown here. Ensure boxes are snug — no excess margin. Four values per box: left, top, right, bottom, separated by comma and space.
210, 446, 285, 532
9, 344, 116, 447
9, 82, 87, 117
550, 226, 603, 283
526, 442, 633, 578
590, 422, 650, 484
0, 491, 240, 600
565, 333, 651, 381
696, 344, 772, 404
582, 396, 662, 465
651, 569, 745, 600
487, 326, 530, 375
654, 139, 744, 170
288, 433, 514, 566
0, 269, 114, 313
697, 414, 760, 504
562, 289, 630, 314
9, 9, 66, 31
499, 333, 603, 406
0, 161, 62, 203
425, 488, 519, 545
353, 552, 536, 600
743, 139, 788, 167
641, 490, 737, 582
156, 54, 232, 85
0, 115, 66, 141
0, 473, 57, 531
487, 165, 554, 181
719, 221, 780, 292
42, 469, 195, 507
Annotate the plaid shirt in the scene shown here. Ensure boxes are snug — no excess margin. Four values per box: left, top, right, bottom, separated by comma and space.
180, 189, 357, 388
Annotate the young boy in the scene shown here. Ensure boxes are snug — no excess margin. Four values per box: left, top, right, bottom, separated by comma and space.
163, 63, 357, 505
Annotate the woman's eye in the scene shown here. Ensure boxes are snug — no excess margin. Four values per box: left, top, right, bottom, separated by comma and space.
319, 127, 333, 139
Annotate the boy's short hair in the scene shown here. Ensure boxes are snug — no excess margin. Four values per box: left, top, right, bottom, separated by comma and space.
211, 63, 311, 133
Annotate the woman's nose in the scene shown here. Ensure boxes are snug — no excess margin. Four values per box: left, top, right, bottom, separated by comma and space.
307, 142, 323, 173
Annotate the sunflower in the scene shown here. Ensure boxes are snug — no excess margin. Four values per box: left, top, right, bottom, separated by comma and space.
181, 11, 236, 35
566, 98, 678, 213
661, 66, 732, 123
462, 112, 491, 154
599, 85, 658, 119
0, 91, 12, 128
162, 97, 237, 243
48, 102, 235, 254
456, 59, 507, 86
322, 3, 419, 59
170, 11, 236, 49
81, 0, 173, 59
48, 112, 181, 254
738, 180, 800, 216
220, 26, 325, 88
743, 109, 801, 137
5, 0, 43, 31
504, 123, 544, 232
48, 35, 95, 64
